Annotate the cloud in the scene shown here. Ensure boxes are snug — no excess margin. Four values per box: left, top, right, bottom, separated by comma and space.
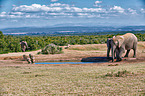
82, 8, 105, 12
128, 8, 137, 14
0, 12, 6, 17
12, 3, 106, 13
12, 4, 65, 12
141, 8, 145, 13
94, 1, 102, 7
51, 0, 58, 2
10, 12, 24, 15
110, 6, 125, 13
95, 1, 102, 4
1, 3, 144, 19
49, 3, 69, 7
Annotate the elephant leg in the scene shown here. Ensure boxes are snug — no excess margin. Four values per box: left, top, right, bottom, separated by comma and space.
114, 49, 116, 59
107, 47, 111, 59
115, 49, 119, 61
124, 49, 130, 57
133, 49, 136, 58
22, 48, 25, 52
133, 42, 137, 58
22, 46, 26, 52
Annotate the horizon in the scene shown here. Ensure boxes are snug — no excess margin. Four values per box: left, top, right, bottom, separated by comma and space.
0, 0, 145, 29
1, 25, 145, 29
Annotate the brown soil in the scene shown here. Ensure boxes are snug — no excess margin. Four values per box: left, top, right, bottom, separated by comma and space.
0, 42, 145, 66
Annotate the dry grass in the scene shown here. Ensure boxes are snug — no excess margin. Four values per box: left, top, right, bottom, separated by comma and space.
67, 44, 106, 51
0, 63, 145, 95
0, 42, 145, 95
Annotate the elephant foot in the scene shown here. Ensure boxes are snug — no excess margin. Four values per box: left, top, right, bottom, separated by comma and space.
116, 58, 122, 62
124, 55, 128, 57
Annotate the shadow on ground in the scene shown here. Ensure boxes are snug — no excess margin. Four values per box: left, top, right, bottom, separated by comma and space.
81, 57, 112, 62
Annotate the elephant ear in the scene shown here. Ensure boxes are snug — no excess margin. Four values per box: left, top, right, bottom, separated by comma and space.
117, 36, 124, 48
112, 36, 118, 45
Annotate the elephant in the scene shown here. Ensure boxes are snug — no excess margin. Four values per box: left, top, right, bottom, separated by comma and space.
107, 38, 128, 60
20, 41, 29, 52
23, 55, 31, 64
111, 33, 137, 62
23, 54, 35, 64
107, 38, 115, 59
29, 54, 35, 64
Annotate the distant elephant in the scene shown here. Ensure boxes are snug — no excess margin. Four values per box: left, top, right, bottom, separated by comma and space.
111, 33, 137, 62
20, 41, 29, 52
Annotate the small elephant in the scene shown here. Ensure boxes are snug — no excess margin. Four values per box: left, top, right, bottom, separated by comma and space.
23, 54, 35, 64
23, 55, 31, 64
20, 41, 29, 52
107, 38, 115, 59
29, 54, 35, 64
111, 33, 137, 62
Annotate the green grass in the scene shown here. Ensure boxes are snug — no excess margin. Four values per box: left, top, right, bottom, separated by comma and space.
0, 63, 145, 95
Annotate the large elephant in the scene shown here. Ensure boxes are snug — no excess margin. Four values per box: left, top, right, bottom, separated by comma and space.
20, 41, 29, 52
111, 33, 137, 62
107, 38, 128, 60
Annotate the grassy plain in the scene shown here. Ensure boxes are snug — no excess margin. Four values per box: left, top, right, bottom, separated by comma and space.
0, 42, 145, 95
0, 63, 145, 95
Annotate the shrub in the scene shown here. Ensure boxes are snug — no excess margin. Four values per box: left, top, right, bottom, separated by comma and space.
41, 44, 63, 54
105, 70, 135, 77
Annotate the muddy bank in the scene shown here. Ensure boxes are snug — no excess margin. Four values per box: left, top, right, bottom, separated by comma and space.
0, 42, 145, 66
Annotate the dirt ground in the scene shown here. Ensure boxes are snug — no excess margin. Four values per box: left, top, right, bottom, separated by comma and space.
0, 42, 145, 66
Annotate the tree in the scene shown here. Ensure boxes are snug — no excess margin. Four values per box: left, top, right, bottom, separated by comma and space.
0, 31, 4, 39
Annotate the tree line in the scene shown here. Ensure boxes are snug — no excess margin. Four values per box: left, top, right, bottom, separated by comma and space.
0, 31, 145, 54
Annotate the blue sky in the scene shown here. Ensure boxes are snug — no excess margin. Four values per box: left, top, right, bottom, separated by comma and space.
0, 0, 145, 29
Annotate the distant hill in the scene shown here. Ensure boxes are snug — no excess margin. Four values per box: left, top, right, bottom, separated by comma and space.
1, 26, 145, 36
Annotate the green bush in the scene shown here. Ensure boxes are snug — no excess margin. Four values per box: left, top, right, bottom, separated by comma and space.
41, 44, 63, 54
0, 30, 145, 54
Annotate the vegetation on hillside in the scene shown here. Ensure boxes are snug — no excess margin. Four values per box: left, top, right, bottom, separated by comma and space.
0, 31, 145, 54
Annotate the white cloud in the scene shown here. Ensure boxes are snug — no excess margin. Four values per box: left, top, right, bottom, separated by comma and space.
94, 1, 102, 7
71, 7, 82, 12
0, 12, 7, 17
1, 12, 6, 14
1, 3, 143, 19
51, 0, 58, 2
50, 3, 69, 7
110, 6, 124, 13
8, 15, 22, 18
77, 13, 88, 16
83, 8, 105, 12
141, 8, 145, 13
13, 4, 42, 12
48, 12, 72, 16
128, 8, 137, 14
95, 1, 102, 4
12, 4, 64, 12
11, 12, 24, 15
